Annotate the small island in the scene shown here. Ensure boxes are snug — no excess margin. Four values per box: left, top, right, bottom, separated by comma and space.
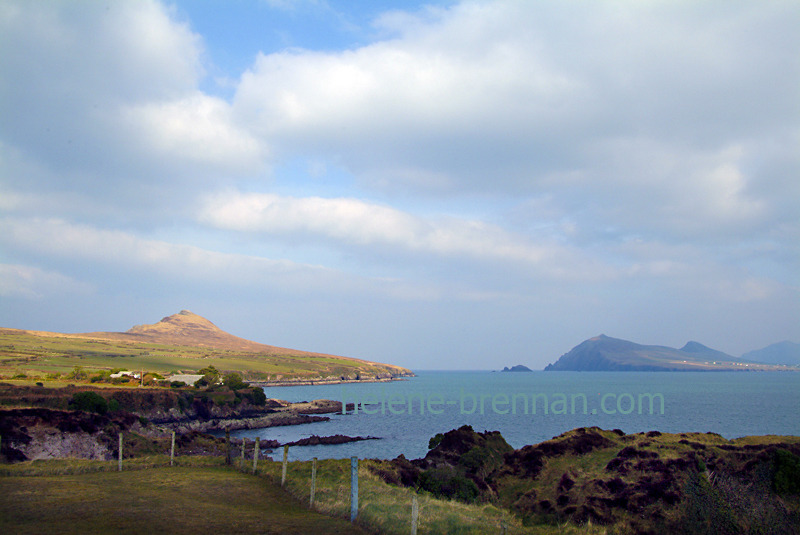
501, 364, 533, 372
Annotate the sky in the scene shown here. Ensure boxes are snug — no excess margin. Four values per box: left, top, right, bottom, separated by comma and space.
1, 0, 798, 370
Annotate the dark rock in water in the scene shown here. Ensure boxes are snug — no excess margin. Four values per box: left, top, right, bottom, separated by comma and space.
282, 434, 378, 447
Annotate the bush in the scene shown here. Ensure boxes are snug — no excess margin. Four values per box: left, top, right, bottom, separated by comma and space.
69, 391, 108, 414
248, 387, 267, 406
198, 365, 220, 385
417, 467, 480, 503
223, 372, 247, 391
170, 381, 187, 388
428, 433, 444, 450
67, 366, 87, 381
459, 446, 488, 473
772, 449, 800, 495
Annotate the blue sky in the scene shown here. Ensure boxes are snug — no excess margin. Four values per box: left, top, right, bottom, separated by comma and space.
1, 0, 798, 370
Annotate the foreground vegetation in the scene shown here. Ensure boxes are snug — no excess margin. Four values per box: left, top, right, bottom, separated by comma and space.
3, 425, 799, 534
0, 458, 369, 535
0, 455, 601, 535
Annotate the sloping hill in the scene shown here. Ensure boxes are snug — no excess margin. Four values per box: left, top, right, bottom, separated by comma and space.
680, 341, 736, 362
742, 341, 800, 366
0, 310, 413, 381
544, 335, 792, 371
84, 310, 315, 356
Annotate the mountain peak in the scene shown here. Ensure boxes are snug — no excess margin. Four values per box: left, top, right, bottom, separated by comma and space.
127, 310, 222, 337
680, 341, 710, 352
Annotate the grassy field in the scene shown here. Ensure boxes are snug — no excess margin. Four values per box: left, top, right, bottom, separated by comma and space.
0, 455, 602, 535
0, 458, 369, 535
0, 330, 404, 383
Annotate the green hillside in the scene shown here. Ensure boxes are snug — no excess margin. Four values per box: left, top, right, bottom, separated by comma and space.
0, 311, 412, 383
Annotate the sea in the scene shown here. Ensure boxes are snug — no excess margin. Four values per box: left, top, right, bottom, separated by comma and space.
227, 371, 800, 462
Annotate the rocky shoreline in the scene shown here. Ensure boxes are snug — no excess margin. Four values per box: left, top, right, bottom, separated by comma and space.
0, 383, 363, 462
252, 374, 413, 388
162, 399, 353, 433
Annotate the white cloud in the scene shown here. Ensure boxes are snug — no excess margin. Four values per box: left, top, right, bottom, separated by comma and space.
0, 217, 452, 300
0, 264, 93, 299
122, 92, 263, 171
199, 191, 615, 281
0, 0, 263, 189
231, 0, 799, 244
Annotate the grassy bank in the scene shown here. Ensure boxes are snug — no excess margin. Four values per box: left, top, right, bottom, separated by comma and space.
263, 457, 600, 534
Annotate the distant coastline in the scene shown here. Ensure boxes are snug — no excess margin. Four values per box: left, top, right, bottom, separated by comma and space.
253, 374, 414, 388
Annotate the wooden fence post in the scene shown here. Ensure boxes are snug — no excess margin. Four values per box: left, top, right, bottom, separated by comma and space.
411, 495, 419, 535
309, 457, 317, 507
170, 431, 175, 466
252, 436, 260, 475
350, 456, 359, 522
281, 445, 289, 487
225, 430, 232, 465
118, 432, 123, 472
241, 437, 247, 471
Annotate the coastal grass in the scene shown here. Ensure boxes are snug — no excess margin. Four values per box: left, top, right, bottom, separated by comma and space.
0, 458, 369, 535
264, 457, 604, 534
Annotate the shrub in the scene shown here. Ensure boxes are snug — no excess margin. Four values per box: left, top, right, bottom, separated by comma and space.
69, 391, 108, 414
772, 449, 800, 495
428, 433, 444, 450
459, 446, 488, 473
170, 381, 187, 388
417, 467, 480, 503
198, 365, 220, 384
247, 387, 267, 406
67, 366, 87, 381
223, 372, 247, 391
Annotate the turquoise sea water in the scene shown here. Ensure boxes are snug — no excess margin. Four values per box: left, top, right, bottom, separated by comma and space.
228, 371, 800, 461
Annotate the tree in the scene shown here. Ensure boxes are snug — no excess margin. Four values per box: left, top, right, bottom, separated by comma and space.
223, 372, 247, 391
198, 365, 220, 385
69, 391, 108, 414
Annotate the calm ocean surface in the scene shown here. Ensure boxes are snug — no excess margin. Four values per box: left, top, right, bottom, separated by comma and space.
229, 371, 800, 461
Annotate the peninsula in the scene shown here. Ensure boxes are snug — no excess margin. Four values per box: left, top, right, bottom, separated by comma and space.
544, 335, 796, 371
0, 310, 413, 384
